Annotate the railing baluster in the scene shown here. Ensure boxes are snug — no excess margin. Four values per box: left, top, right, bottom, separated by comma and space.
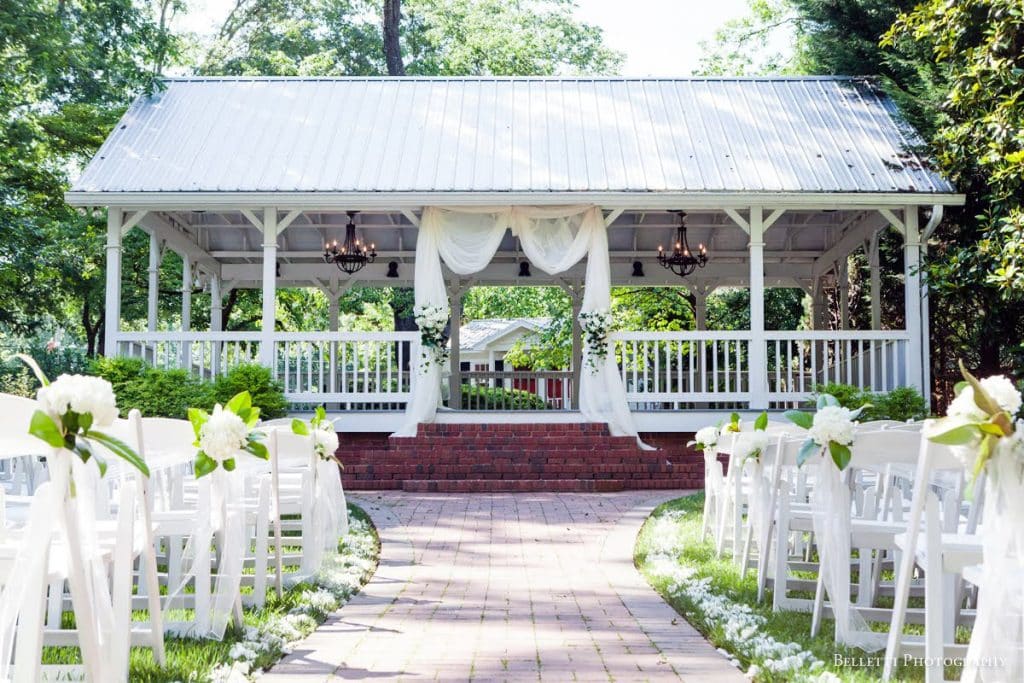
712, 340, 719, 395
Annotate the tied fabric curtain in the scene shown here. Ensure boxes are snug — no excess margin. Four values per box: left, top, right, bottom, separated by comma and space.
393, 205, 641, 443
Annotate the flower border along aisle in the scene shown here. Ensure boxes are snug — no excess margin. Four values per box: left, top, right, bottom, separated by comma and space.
920, 363, 1024, 682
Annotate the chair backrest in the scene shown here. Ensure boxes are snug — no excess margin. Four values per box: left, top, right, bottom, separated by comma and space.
271, 428, 314, 469
848, 429, 923, 471
0, 393, 45, 458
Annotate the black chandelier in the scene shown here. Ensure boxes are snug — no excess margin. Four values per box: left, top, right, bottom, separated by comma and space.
324, 211, 377, 275
657, 210, 708, 278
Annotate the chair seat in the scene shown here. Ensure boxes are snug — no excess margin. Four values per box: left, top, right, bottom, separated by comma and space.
895, 531, 984, 574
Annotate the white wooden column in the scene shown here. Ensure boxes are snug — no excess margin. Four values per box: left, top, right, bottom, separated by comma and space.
147, 233, 161, 332
570, 295, 583, 410
181, 255, 192, 332
179, 255, 192, 368
259, 208, 278, 367
868, 232, 882, 330
328, 295, 340, 332
209, 274, 223, 376
104, 208, 123, 357
838, 259, 850, 330
448, 288, 463, 409
748, 206, 769, 409
693, 290, 707, 331
903, 206, 924, 392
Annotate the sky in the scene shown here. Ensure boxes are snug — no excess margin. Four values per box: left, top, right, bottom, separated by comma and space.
176, 0, 753, 76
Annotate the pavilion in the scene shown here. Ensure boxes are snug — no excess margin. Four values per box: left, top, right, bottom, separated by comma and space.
66, 76, 963, 435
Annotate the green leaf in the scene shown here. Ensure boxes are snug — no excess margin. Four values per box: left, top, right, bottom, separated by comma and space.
754, 411, 768, 431
291, 418, 310, 436
849, 403, 872, 421
817, 394, 839, 409
246, 439, 269, 460
16, 354, 50, 387
926, 420, 979, 445
188, 407, 208, 440
954, 381, 968, 396
246, 406, 261, 428
977, 421, 1009, 436
29, 410, 65, 448
225, 391, 252, 415
222, 457, 236, 472
960, 360, 1000, 417
796, 439, 818, 466
194, 452, 217, 478
87, 430, 150, 478
828, 441, 852, 470
783, 409, 813, 430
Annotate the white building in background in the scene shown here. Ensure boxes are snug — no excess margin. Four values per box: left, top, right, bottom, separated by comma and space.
452, 318, 572, 410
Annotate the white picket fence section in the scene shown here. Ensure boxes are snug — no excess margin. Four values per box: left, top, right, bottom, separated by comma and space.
116, 331, 418, 409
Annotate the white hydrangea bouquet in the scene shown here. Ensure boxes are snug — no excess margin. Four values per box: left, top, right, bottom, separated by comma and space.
784, 394, 869, 469
926, 361, 1022, 477
19, 354, 148, 477
733, 411, 770, 463
578, 308, 613, 373
188, 391, 268, 477
292, 406, 341, 465
688, 425, 720, 452
414, 304, 450, 371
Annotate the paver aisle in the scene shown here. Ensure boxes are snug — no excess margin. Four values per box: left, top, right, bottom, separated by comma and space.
264, 492, 745, 682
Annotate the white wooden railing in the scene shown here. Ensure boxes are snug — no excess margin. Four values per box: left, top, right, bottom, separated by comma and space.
612, 330, 912, 410
118, 329, 913, 413
116, 331, 418, 409
453, 370, 574, 410
612, 331, 751, 409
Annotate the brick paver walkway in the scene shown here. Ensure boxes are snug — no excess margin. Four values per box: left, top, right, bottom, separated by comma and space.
264, 492, 745, 682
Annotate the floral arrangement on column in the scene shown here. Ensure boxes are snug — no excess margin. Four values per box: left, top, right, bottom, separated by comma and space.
414, 304, 450, 371
19, 354, 148, 477
189, 391, 268, 477
578, 308, 612, 373
784, 394, 869, 469
292, 406, 341, 466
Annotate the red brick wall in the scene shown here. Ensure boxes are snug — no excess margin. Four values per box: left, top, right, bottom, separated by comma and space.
337, 423, 702, 493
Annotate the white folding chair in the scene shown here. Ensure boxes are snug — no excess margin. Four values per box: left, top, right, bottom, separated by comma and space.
883, 431, 984, 682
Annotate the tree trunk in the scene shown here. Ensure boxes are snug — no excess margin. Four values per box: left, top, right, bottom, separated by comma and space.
383, 0, 405, 76
82, 299, 104, 358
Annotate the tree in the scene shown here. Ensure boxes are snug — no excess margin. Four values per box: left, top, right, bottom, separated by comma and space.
0, 0, 178, 353
383, 0, 405, 75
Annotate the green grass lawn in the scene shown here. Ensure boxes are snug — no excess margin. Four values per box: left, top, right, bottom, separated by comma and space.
42, 503, 380, 682
634, 493, 942, 683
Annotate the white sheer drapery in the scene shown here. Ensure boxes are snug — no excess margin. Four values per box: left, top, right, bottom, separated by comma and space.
392, 205, 640, 441
962, 451, 1024, 681
811, 458, 886, 651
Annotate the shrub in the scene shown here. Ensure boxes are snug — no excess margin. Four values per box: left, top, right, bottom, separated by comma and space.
212, 364, 288, 419
808, 383, 929, 422
90, 357, 213, 419
461, 384, 549, 410
1, 332, 89, 397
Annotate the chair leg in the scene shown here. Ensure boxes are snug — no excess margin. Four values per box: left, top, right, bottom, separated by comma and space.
811, 571, 825, 639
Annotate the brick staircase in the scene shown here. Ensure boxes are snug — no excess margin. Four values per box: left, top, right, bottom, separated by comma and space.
338, 423, 702, 493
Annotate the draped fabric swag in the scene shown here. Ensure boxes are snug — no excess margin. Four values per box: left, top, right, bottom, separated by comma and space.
392, 205, 640, 442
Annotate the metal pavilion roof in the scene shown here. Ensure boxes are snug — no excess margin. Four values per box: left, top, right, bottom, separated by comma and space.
70, 76, 955, 199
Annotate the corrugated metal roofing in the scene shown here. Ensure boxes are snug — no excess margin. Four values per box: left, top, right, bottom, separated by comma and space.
71, 76, 954, 195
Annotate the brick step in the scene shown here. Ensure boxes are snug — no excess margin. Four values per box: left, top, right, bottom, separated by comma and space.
335, 425, 702, 492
